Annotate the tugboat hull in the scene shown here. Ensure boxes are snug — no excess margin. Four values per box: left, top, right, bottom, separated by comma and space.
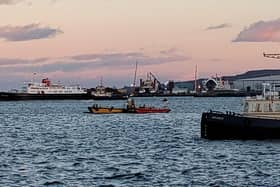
88, 107, 124, 114
135, 108, 170, 113
201, 111, 280, 139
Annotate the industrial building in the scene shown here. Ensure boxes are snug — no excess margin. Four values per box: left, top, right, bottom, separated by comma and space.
174, 69, 280, 94
224, 69, 280, 92
233, 75, 280, 92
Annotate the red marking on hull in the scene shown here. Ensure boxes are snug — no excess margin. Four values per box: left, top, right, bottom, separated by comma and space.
135, 107, 170, 113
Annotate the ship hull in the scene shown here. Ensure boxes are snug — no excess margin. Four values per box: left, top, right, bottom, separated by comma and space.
134, 108, 171, 113
87, 105, 171, 114
88, 107, 124, 114
0, 92, 91, 101
91, 95, 128, 100
201, 111, 280, 139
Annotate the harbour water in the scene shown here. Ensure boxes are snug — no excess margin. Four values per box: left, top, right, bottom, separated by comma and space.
1, 97, 280, 186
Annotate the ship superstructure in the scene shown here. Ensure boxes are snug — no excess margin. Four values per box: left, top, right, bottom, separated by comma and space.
203, 77, 232, 91
25, 78, 87, 94
0, 78, 89, 101
139, 72, 161, 94
243, 83, 280, 118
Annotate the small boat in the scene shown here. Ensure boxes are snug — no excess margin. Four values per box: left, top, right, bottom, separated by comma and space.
88, 98, 171, 114
162, 98, 168, 102
90, 80, 128, 100
88, 104, 124, 114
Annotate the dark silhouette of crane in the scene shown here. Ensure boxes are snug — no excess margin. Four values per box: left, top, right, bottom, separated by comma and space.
263, 52, 280, 59
149, 72, 161, 86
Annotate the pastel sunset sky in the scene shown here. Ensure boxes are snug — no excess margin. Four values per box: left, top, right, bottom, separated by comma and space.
1, 0, 280, 89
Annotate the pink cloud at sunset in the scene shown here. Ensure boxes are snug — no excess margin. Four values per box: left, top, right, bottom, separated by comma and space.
233, 18, 280, 42
206, 23, 231, 30
0, 0, 22, 5
0, 1, 280, 89
0, 23, 63, 41
0, 50, 189, 89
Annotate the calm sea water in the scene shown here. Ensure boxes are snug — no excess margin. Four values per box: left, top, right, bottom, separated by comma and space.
1, 97, 280, 186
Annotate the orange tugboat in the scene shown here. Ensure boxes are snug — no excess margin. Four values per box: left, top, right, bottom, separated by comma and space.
88, 104, 125, 114
88, 98, 171, 114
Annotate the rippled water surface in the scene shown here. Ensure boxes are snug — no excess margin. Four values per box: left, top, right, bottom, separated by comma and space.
1, 97, 280, 186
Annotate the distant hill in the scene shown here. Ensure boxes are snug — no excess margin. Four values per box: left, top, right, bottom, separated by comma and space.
174, 69, 280, 89
223, 69, 280, 81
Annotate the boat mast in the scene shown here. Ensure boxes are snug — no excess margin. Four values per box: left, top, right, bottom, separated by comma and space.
133, 61, 138, 93
32, 72, 36, 83
263, 52, 280, 97
100, 76, 103, 87
194, 65, 197, 93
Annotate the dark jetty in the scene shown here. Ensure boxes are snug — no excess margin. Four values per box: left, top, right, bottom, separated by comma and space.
201, 111, 280, 140
194, 90, 260, 97
0, 92, 127, 101
0, 92, 91, 101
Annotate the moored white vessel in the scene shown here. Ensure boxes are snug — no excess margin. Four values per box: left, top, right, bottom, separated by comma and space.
0, 78, 90, 101
25, 78, 87, 94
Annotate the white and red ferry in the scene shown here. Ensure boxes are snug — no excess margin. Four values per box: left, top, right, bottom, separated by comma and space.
0, 78, 90, 100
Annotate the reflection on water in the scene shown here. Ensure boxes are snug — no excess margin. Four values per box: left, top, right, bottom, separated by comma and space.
1, 97, 280, 186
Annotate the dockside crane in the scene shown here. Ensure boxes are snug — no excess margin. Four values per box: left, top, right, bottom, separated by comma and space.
149, 72, 161, 86
133, 61, 138, 87
263, 53, 280, 59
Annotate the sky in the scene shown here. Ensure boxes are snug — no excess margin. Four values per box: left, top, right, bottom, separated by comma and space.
1, 0, 280, 89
